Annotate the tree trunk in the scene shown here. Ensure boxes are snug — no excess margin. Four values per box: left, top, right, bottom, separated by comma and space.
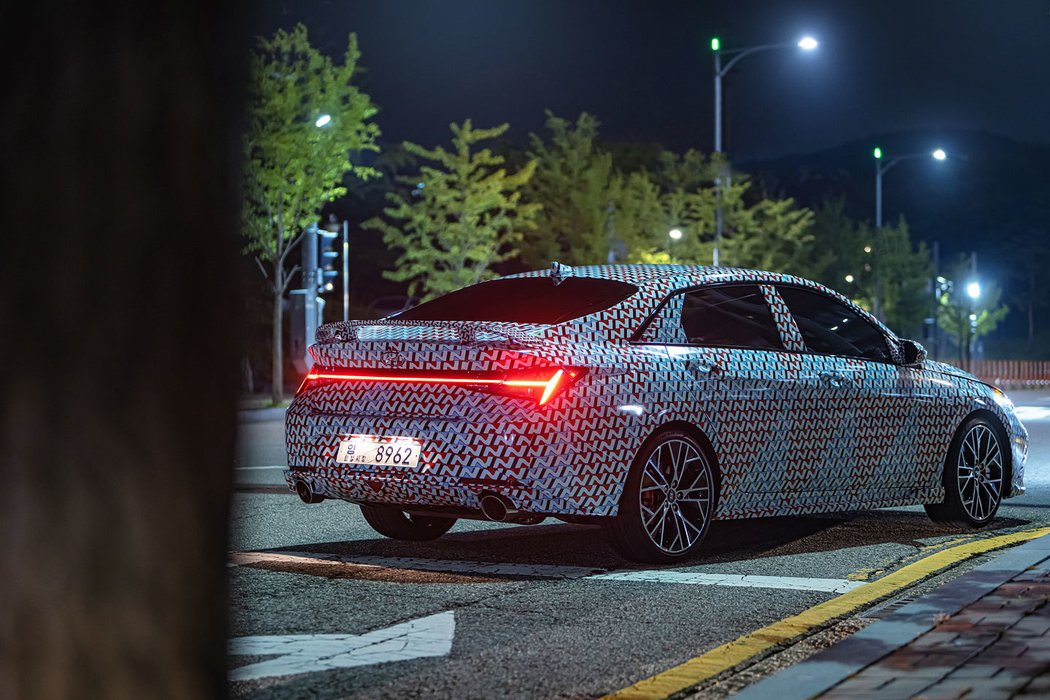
1, 3, 247, 699
272, 286, 285, 405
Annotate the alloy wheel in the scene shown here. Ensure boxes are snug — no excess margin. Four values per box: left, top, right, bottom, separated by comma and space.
957, 423, 1004, 522
638, 437, 714, 555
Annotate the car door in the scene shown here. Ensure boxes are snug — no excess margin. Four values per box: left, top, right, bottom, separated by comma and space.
774, 285, 914, 499
636, 284, 808, 514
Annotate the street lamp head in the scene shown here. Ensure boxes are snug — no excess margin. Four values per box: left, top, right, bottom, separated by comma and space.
932, 148, 947, 161
873, 147, 883, 160
966, 281, 981, 299
797, 36, 818, 51
844, 274, 855, 283
315, 113, 332, 128
710, 37, 720, 52
669, 228, 683, 241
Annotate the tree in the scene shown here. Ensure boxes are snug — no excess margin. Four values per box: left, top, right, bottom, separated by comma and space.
242, 24, 379, 405
521, 111, 616, 266
937, 255, 1009, 366
806, 202, 931, 336
624, 150, 814, 273
2, 2, 245, 697
1004, 227, 1050, 351
367, 121, 540, 299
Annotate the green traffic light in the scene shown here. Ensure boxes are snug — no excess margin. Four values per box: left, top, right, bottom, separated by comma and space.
873, 147, 883, 159
711, 37, 720, 51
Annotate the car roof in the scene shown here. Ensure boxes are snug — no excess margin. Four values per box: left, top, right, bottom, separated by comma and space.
505, 263, 897, 339
508, 263, 813, 291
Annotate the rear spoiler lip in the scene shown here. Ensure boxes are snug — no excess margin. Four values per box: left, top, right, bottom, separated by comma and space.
315, 319, 545, 345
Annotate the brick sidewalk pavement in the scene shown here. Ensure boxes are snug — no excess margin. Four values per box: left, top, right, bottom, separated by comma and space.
818, 567, 1050, 699
734, 534, 1050, 700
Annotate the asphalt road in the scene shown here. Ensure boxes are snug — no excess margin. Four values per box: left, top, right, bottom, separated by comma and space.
229, 390, 1050, 699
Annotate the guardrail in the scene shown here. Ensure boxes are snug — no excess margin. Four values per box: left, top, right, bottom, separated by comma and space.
955, 360, 1050, 388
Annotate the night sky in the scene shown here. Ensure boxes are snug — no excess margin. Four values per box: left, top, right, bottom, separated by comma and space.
258, 1, 1050, 160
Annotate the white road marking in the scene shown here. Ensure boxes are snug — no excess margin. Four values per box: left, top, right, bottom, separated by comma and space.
231, 551, 862, 592
228, 611, 454, 681
230, 550, 604, 579
585, 570, 864, 593
1016, 406, 1050, 422
233, 465, 286, 471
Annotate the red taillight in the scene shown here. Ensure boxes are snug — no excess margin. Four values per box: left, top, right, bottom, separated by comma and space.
488, 367, 583, 406
296, 366, 584, 406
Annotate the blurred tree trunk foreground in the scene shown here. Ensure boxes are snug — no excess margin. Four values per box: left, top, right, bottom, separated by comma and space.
1, 3, 247, 698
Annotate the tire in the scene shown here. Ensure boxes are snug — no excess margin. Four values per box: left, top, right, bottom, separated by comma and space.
924, 416, 1006, 528
360, 504, 457, 541
605, 429, 717, 564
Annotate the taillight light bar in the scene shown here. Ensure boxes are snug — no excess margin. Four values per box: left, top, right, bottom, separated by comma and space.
298, 366, 584, 406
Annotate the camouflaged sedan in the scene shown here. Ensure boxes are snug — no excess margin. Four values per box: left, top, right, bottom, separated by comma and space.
285, 264, 1027, 563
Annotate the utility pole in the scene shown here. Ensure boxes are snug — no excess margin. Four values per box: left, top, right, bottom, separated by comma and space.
342, 219, 349, 322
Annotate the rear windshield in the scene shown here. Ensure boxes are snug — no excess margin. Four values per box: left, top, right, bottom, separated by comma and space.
397, 277, 638, 324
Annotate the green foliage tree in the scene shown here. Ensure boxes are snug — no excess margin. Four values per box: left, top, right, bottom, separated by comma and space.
806, 201, 931, 336
366, 121, 540, 300
518, 114, 814, 273
242, 24, 380, 405
626, 150, 814, 274
521, 112, 616, 266
937, 255, 1009, 365
1004, 227, 1050, 351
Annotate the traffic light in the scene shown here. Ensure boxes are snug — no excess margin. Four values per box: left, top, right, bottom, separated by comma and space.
318, 222, 340, 294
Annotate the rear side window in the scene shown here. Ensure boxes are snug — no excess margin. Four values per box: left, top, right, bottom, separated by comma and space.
680, 286, 783, 350
396, 277, 638, 324
777, 286, 891, 362
637, 285, 783, 350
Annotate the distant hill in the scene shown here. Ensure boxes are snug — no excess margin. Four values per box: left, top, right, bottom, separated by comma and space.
745, 129, 1050, 272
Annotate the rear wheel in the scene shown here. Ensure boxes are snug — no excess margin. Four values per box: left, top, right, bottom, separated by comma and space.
605, 430, 717, 563
925, 416, 1005, 527
360, 504, 457, 541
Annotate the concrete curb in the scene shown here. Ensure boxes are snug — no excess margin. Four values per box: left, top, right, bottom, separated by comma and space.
733, 533, 1050, 700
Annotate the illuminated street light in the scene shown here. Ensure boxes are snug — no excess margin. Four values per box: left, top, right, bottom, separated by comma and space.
315, 113, 332, 128
844, 274, 855, 283
966, 281, 981, 299
711, 34, 819, 266
874, 147, 947, 228
669, 228, 683, 241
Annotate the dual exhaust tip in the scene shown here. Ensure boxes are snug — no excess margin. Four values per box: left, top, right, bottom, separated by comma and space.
296, 480, 534, 524
479, 492, 519, 522
294, 479, 325, 504
479, 492, 542, 525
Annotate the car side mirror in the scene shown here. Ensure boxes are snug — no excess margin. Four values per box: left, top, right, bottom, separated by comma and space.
901, 339, 927, 367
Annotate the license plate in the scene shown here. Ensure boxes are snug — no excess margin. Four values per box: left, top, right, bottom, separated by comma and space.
335, 435, 423, 468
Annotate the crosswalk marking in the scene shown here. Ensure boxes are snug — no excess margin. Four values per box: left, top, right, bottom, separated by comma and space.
585, 570, 863, 593
231, 550, 862, 592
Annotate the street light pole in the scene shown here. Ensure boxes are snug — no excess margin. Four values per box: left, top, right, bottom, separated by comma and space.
342, 219, 349, 323
871, 147, 947, 323
711, 36, 817, 267
873, 148, 946, 228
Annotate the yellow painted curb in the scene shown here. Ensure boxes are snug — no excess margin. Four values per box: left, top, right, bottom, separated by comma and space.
602, 526, 1050, 700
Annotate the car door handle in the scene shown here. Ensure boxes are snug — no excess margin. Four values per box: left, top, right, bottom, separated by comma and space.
819, 371, 850, 388
686, 360, 721, 376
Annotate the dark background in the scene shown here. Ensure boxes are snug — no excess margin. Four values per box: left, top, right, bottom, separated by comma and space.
249, 1, 1050, 368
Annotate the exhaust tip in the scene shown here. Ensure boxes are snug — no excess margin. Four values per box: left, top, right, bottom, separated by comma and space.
479, 493, 515, 522
295, 479, 325, 504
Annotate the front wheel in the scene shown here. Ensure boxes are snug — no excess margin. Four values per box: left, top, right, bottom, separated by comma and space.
605, 430, 717, 563
925, 416, 1005, 527
360, 504, 456, 541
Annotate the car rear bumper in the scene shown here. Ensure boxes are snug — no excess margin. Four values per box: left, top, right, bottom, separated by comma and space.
283, 397, 631, 516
